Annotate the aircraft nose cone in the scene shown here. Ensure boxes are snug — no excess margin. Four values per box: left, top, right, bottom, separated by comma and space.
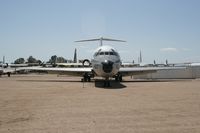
102, 60, 113, 73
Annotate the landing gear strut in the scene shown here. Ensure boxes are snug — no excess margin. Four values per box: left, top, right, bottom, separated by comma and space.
7, 72, 11, 77
115, 74, 122, 82
82, 73, 92, 82
104, 78, 111, 87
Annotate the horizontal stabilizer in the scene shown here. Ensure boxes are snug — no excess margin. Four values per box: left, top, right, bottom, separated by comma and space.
75, 37, 126, 46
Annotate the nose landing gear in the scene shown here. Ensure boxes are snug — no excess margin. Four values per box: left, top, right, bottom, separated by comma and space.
104, 78, 111, 87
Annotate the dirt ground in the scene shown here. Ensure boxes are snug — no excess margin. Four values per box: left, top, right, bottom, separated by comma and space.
0, 74, 200, 133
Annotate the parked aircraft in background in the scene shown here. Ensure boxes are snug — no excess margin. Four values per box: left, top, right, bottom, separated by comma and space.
0, 67, 16, 77
0, 57, 28, 77
25, 37, 184, 87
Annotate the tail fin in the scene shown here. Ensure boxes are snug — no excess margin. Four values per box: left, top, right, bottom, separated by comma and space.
75, 37, 126, 46
3, 56, 5, 64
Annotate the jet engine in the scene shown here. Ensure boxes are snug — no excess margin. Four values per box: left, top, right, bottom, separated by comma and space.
82, 59, 91, 67
1, 63, 9, 68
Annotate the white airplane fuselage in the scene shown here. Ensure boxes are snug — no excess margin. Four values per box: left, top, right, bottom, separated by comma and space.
91, 45, 121, 78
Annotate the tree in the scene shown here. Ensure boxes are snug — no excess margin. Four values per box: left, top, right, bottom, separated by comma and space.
27, 56, 37, 63
49, 55, 57, 64
37, 60, 42, 64
14, 58, 25, 64
56, 57, 67, 63
48, 55, 67, 64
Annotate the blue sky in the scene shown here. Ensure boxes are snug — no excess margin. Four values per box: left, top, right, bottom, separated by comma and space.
0, 0, 200, 64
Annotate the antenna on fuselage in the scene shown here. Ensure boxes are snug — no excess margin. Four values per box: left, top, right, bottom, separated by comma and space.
75, 37, 126, 46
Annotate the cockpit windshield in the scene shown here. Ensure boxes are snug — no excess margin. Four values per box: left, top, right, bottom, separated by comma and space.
109, 52, 114, 55
94, 51, 119, 57
100, 52, 104, 55
94, 48, 119, 57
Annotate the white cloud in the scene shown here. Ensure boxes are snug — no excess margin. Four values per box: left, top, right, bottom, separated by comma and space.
160, 47, 178, 52
182, 48, 191, 51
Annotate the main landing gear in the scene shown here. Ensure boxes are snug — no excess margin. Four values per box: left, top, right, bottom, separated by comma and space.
114, 73, 122, 82
81, 73, 92, 82
7, 72, 11, 77
81, 73, 123, 88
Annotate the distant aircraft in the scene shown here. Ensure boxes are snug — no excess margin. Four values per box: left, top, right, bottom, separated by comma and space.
0, 56, 28, 77
25, 37, 184, 87
0, 66, 16, 77
0, 63, 38, 77
0, 57, 15, 77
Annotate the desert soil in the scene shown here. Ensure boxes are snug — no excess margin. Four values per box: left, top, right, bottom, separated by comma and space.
0, 74, 200, 133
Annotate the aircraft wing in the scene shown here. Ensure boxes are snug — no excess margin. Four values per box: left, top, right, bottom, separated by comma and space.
119, 67, 186, 76
0, 67, 18, 77
0, 68, 16, 74
22, 67, 93, 76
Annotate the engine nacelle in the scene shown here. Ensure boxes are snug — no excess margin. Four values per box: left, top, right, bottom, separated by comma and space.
82, 59, 91, 67
1, 63, 9, 68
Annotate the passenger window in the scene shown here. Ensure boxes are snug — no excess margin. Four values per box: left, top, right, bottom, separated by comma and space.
105, 52, 109, 55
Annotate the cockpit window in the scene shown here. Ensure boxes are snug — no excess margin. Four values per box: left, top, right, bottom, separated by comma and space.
111, 49, 119, 56
100, 52, 104, 55
94, 49, 102, 57
112, 52, 119, 56
109, 52, 114, 55
94, 49, 119, 57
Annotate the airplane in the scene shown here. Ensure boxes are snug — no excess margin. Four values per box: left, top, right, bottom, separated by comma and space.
23, 37, 185, 87
0, 66, 17, 77
0, 57, 16, 77
0, 56, 29, 77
